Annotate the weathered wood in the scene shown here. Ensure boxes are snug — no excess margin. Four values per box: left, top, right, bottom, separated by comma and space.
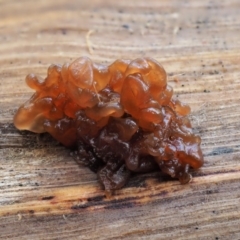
0, 0, 240, 239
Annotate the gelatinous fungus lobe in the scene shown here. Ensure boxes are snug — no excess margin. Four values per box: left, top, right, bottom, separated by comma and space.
14, 57, 204, 191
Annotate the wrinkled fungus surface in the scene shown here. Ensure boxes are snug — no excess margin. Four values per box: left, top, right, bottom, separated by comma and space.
14, 57, 203, 191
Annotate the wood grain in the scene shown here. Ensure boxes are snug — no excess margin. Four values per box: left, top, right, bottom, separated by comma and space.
0, 0, 240, 239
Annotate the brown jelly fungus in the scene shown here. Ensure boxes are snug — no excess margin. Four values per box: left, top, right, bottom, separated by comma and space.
14, 57, 204, 191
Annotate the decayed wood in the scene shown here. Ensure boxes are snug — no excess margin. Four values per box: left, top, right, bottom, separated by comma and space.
0, 0, 240, 239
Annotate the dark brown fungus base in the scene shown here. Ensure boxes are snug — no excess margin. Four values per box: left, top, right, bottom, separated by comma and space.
14, 57, 204, 191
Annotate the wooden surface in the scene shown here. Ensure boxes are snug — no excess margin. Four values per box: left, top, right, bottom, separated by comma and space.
0, 0, 240, 239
